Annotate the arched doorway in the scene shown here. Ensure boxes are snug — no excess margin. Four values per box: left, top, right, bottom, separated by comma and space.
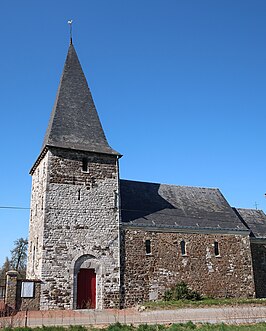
77, 268, 96, 309
73, 254, 101, 309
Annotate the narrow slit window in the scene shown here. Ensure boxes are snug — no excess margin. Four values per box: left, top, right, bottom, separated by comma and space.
77, 189, 81, 201
32, 246, 36, 271
214, 241, 219, 256
180, 240, 186, 256
82, 158, 88, 172
145, 239, 151, 255
114, 191, 118, 209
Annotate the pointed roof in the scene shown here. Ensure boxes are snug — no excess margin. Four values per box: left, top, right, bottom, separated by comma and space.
42, 43, 120, 156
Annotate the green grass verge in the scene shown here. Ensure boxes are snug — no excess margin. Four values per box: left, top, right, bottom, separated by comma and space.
3, 323, 266, 331
143, 298, 266, 310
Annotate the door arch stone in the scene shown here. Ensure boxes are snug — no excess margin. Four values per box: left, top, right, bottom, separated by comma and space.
73, 254, 102, 309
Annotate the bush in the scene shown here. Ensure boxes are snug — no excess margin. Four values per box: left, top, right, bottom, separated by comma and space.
169, 322, 196, 330
137, 325, 165, 331
164, 282, 202, 301
107, 323, 133, 331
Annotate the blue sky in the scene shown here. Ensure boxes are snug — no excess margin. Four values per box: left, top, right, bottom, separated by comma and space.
1, 0, 266, 266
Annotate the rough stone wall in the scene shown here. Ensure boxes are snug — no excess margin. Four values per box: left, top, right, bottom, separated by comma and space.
121, 228, 255, 307
250, 242, 266, 298
5, 271, 18, 310
27, 154, 49, 279
36, 147, 120, 310
20, 282, 41, 311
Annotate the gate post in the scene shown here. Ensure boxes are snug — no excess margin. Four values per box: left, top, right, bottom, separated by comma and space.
5, 270, 19, 310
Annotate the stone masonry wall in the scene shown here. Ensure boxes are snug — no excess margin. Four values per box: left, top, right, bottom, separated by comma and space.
27, 153, 49, 279
121, 228, 255, 307
20, 282, 41, 311
39, 147, 120, 310
250, 242, 266, 298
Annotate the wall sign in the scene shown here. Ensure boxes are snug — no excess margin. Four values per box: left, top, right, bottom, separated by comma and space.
21, 282, 34, 298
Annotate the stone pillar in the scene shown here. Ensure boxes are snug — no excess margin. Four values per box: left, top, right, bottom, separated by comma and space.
5, 270, 19, 310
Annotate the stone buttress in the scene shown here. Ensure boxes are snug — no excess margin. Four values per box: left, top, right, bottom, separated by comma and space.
27, 43, 121, 310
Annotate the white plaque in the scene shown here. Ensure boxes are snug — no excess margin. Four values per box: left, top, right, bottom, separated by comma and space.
21, 282, 34, 298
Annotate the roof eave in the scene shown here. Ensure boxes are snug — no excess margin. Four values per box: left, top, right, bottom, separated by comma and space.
121, 223, 251, 236
29, 144, 122, 175
29, 147, 49, 175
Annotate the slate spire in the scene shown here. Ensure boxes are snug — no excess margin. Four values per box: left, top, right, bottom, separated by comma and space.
42, 43, 120, 156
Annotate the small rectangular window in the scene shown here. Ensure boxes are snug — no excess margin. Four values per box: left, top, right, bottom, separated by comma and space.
145, 240, 151, 255
214, 241, 219, 256
180, 240, 186, 256
32, 246, 36, 271
82, 158, 88, 172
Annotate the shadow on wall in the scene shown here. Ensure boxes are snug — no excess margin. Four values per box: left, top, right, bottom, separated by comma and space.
251, 243, 266, 298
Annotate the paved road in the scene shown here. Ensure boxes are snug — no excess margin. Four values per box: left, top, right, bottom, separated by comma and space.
1, 306, 266, 327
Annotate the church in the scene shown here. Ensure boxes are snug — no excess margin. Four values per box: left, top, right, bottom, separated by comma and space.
26, 41, 266, 310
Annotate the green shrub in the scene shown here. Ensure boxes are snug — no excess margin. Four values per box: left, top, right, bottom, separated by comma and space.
137, 324, 165, 331
69, 326, 88, 331
164, 282, 202, 301
168, 322, 196, 330
107, 322, 133, 331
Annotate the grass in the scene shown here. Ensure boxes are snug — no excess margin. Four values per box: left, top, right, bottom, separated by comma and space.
3, 323, 266, 331
143, 297, 266, 310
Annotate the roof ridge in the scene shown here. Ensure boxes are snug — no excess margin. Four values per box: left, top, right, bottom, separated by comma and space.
236, 207, 265, 213
120, 178, 219, 190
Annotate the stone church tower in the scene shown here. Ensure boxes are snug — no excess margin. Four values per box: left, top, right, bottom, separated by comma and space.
27, 42, 121, 310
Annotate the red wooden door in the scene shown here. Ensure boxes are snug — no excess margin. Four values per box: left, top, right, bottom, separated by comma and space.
77, 269, 96, 309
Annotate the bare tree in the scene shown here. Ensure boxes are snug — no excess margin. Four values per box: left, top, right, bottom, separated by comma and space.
10, 238, 28, 277
0, 257, 11, 285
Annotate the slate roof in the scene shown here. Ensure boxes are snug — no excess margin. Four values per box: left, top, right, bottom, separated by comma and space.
234, 208, 266, 238
42, 43, 120, 156
120, 179, 248, 232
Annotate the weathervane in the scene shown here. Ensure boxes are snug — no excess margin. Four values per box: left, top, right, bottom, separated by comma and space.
68, 20, 73, 44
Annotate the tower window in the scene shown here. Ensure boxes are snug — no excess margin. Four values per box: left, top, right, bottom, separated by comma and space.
82, 158, 88, 172
214, 241, 220, 256
114, 191, 118, 209
32, 246, 36, 271
78, 189, 81, 201
145, 240, 151, 255
180, 240, 186, 256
